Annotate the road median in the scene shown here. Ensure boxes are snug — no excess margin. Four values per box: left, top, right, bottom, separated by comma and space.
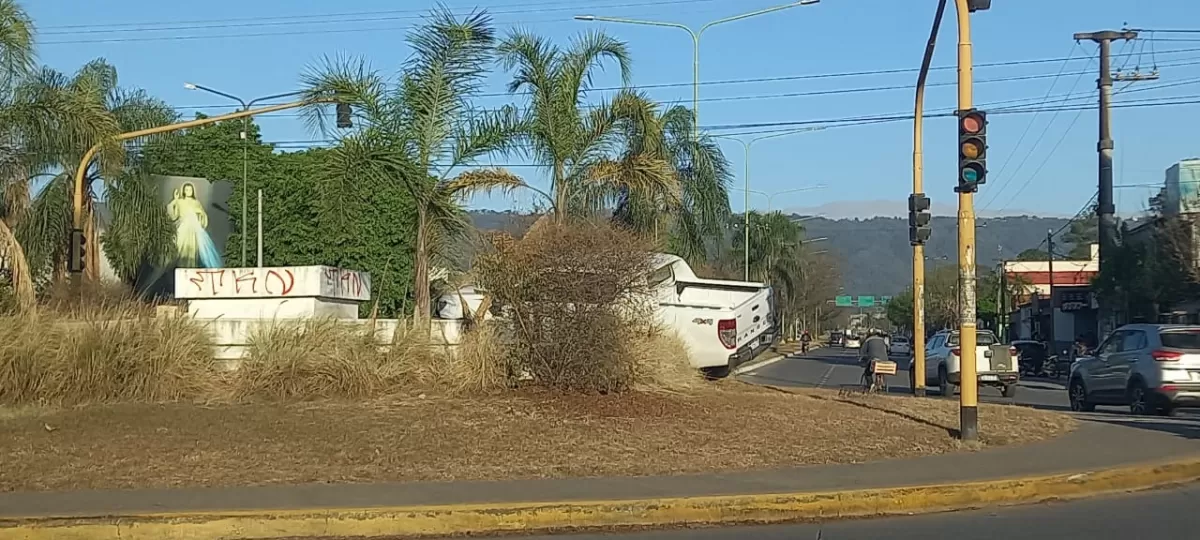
5, 454, 1199, 539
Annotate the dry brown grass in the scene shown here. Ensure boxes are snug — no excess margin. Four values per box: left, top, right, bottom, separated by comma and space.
0, 384, 1075, 493
0, 301, 214, 406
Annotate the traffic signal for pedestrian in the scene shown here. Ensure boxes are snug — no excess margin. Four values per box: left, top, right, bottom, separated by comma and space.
69, 228, 86, 274
909, 193, 932, 245
957, 108, 987, 193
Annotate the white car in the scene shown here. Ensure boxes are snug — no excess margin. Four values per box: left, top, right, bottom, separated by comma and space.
889, 336, 912, 357
844, 336, 861, 349
909, 330, 1019, 397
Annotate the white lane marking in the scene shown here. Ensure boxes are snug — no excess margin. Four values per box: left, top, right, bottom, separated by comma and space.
734, 353, 787, 376
816, 365, 836, 388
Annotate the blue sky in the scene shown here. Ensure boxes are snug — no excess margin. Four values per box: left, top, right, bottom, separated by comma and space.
26, 0, 1200, 217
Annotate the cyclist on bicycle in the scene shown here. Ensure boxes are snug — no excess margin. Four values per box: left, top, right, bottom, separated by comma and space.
859, 330, 890, 379
800, 330, 812, 354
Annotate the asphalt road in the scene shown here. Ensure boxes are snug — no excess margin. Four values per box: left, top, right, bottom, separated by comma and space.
445, 484, 1200, 539
740, 346, 1075, 411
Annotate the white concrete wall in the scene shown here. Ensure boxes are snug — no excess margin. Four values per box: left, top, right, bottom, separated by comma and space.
187, 297, 359, 319
202, 317, 469, 365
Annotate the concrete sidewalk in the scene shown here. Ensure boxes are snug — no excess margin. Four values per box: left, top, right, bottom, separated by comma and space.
2, 416, 1197, 520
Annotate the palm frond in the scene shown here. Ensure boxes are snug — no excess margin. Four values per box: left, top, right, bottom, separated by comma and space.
448, 104, 525, 173
403, 5, 495, 170
0, 0, 34, 86
444, 167, 551, 205
299, 54, 391, 135
558, 30, 632, 103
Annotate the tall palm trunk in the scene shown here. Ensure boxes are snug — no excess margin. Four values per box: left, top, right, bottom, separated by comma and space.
412, 206, 430, 329
552, 162, 567, 222
0, 219, 34, 313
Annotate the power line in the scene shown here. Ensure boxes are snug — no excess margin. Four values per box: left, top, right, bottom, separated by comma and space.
982, 45, 1086, 210
39, 0, 693, 34
169, 47, 1200, 112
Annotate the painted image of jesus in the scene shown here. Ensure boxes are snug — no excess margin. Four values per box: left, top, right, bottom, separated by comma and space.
167, 182, 223, 268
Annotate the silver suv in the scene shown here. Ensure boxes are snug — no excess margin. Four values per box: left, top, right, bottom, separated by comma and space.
1068, 324, 1200, 415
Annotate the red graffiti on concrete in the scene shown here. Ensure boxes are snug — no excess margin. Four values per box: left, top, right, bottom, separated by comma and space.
265, 269, 296, 296
188, 269, 228, 296
233, 270, 259, 294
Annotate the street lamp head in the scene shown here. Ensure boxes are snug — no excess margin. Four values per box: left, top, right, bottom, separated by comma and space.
183, 83, 197, 90
574, 15, 595, 21
797, 0, 820, 5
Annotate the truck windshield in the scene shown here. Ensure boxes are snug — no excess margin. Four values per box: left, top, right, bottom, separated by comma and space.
946, 333, 997, 347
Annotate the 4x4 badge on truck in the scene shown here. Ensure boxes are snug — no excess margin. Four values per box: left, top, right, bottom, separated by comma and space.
692, 318, 713, 325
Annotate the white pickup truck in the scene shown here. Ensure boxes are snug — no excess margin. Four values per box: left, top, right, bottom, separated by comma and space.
910, 329, 1019, 397
649, 254, 775, 378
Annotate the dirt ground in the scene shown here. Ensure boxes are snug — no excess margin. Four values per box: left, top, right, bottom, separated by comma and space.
0, 384, 1075, 492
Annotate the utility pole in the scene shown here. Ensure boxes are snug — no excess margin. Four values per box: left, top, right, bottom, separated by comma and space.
910, 0, 947, 398
1072, 30, 1153, 336
1046, 230, 1056, 355
953, 0, 985, 442
997, 245, 1005, 343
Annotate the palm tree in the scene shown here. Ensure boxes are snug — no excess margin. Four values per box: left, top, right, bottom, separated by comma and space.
730, 210, 815, 337
0, 0, 35, 311
301, 7, 524, 325
612, 104, 731, 263
15, 59, 176, 282
492, 30, 681, 224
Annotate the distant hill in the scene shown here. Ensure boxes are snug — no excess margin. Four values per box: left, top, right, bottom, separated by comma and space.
467, 210, 1076, 297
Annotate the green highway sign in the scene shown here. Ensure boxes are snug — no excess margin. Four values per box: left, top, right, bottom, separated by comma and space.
858, 296, 875, 307
835, 295, 853, 307
881, 296, 892, 304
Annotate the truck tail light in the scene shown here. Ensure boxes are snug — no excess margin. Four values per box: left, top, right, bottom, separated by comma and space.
1152, 349, 1182, 362
717, 319, 737, 350
1009, 346, 1018, 357
951, 348, 960, 357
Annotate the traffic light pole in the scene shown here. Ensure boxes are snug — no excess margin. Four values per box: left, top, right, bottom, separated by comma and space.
911, 0, 948, 397
954, 0, 979, 442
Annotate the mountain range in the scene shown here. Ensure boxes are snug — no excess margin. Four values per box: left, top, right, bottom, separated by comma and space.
467, 210, 1082, 297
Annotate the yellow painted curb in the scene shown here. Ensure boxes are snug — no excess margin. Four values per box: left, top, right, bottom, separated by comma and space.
3, 456, 1199, 539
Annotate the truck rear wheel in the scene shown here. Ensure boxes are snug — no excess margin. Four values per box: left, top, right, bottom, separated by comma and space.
938, 366, 952, 397
1002, 383, 1018, 398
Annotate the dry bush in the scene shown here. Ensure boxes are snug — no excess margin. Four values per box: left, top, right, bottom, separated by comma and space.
231, 318, 511, 400
230, 319, 397, 402
475, 220, 656, 393
389, 321, 512, 394
627, 327, 703, 392
0, 302, 214, 406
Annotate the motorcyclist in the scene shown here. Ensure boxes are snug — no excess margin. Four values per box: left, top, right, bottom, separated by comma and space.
800, 329, 812, 354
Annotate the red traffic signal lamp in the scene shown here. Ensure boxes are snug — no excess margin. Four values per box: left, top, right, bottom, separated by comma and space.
957, 108, 987, 193
909, 193, 932, 245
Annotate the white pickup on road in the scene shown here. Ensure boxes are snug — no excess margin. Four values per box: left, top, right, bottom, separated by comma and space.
649, 254, 775, 378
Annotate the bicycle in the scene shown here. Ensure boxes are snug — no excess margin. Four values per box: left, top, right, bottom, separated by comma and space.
860, 358, 896, 394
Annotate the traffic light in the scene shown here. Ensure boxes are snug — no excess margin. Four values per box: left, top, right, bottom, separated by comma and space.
968, 0, 992, 12
336, 102, 353, 129
909, 193, 932, 245
957, 108, 987, 193
69, 228, 86, 274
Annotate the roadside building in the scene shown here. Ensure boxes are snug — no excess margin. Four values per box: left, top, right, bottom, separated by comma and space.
1004, 244, 1099, 354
